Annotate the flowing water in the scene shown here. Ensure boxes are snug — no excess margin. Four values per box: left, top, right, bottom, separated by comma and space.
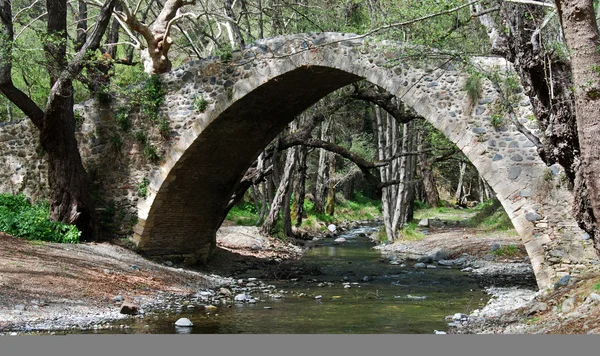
88, 225, 490, 334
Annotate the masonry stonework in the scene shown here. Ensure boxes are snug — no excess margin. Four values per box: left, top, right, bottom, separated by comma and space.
0, 33, 597, 289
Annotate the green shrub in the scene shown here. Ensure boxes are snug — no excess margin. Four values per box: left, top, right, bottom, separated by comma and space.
0, 194, 80, 243
115, 109, 131, 132
194, 95, 208, 112
138, 178, 150, 198
158, 118, 170, 139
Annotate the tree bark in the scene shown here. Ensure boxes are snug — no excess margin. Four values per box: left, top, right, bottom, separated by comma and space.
261, 148, 296, 236
292, 146, 308, 227
1, 0, 116, 240
555, 0, 600, 251
314, 119, 331, 213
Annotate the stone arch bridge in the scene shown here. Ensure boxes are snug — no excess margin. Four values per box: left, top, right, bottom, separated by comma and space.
0, 33, 597, 289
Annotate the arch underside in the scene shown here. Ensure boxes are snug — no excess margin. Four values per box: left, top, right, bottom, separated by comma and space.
132, 34, 597, 289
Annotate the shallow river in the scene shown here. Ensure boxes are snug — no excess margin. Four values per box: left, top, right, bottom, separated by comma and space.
90, 225, 490, 334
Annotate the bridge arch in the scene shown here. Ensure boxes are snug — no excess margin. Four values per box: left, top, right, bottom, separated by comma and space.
132, 33, 593, 289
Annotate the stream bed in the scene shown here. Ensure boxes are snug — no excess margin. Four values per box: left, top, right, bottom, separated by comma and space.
81, 225, 492, 334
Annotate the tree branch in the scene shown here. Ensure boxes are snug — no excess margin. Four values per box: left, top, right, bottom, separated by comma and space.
0, 0, 45, 127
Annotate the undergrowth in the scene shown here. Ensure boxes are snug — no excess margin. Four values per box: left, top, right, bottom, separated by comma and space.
0, 193, 80, 243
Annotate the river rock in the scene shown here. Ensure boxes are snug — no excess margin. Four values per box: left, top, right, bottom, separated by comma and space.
334, 237, 347, 244
219, 288, 232, 297
554, 275, 571, 288
119, 302, 139, 315
562, 296, 575, 314
426, 265, 437, 269
414, 263, 427, 268
327, 224, 337, 232
587, 293, 600, 303
112, 295, 124, 302
234, 293, 249, 302
432, 250, 448, 261
175, 318, 193, 327
417, 255, 433, 264
527, 302, 549, 315
418, 218, 429, 227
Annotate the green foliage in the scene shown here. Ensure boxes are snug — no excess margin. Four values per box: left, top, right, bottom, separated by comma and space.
594, 282, 600, 292
158, 118, 170, 139
226, 202, 260, 226
464, 72, 483, 104
215, 43, 233, 62
115, 109, 131, 132
110, 134, 123, 152
74, 110, 84, 128
399, 222, 425, 241
140, 74, 166, 122
194, 95, 208, 112
490, 113, 504, 128
134, 130, 148, 145
138, 178, 150, 198
143, 143, 160, 162
492, 244, 520, 257
376, 227, 388, 243
0, 194, 80, 244
466, 199, 515, 232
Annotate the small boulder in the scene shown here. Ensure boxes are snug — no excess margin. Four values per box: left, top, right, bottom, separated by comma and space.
554, 275, 571, 289
562, 296, 575, 314
327, 224, 337, 233
234, 293, 248, 302
417, 255, 433, 264
219, 288, 233, 297
588, 293, 600, 303
175, 318, 193, 327
119, 302, 139, 315
414, 263, 427, 268
418, 218, 429, 227
527, 302, 549, 315
333, 237, 347, 244
432, 250, 448, 261
112, 295, 124, 302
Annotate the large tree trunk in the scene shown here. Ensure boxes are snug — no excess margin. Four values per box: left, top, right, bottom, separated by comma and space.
42, 93, 96, 240
477, 0, 597, 241
555, 0, 600, 251
1, 0, 116, 240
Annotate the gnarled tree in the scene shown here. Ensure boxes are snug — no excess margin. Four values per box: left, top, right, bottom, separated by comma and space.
0, 0, 117, 240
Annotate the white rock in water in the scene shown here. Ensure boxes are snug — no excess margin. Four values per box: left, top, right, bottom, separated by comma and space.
234, 293, 248, 302
327, 224, 337, 232
175, 318, 193, 327
334, 237, 347, 244
434, 330, 447, 334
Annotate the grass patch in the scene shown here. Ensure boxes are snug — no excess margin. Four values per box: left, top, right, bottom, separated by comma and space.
0, 193, 81, 244
466, 199, 515, 232
399, 222, 425, 241
492, 244, 520, 257
594, 282, 600, 292
226, 202, 260, 226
